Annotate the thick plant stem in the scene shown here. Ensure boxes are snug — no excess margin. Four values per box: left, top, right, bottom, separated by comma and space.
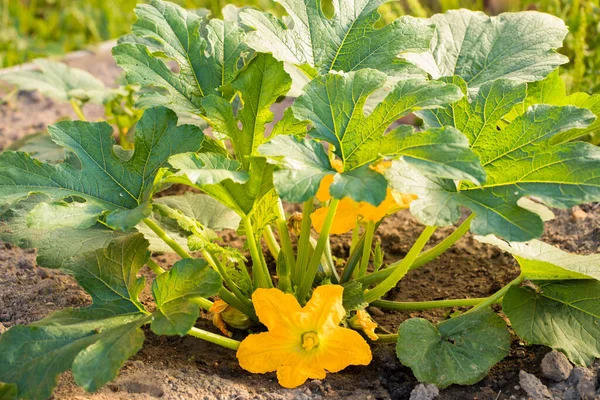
295, 199, 314, 284
69, 100, 87, 121
364, 226, 436, 303
358, 221, 376, 277
350, 224, 360, 254
190, 297, 214, 311
146, 258, 166, 275
263, 225, 280, 259
465, 275, 525, 314
218, 288, 257, 321
372, 297, 489, 311
142, 218, 191, 259
202, 250, 254, 317
296, 199, 340, 302
243, 217, 273, 289
187, 327, 240, 351
277, 199, 296, 268
357, 215, 474, 287
340, 233, 367, 283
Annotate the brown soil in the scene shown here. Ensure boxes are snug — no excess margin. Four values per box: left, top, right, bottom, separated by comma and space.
1, 47, 599, 400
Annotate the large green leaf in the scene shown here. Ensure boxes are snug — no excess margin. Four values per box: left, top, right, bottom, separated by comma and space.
0, 107, 204, 230
165, 154, 275, 217
0, 383, 17, 400
240, 0, 434, 77
391, 77, 600, 241
113, 0, 250, 117
0, 313, 148, 399
201, 53, 291, 169
62, 234, 149, 315
504, 70, 600, 142
260, 69, 484, 205
0, 59, 107, 104
0, 234, 153, 398
7, 132, 65, 163
152, 259, 222, 335
406, 10, 569, 95
396, 309, 510, 388
503, 280, 600, 366
0, 194, 127, 269
476, 235, 600, 281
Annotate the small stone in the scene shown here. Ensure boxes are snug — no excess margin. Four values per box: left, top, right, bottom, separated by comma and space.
572, 208, 588, 220
564, 387, 581, 400
569, 367, 588, 386
577, 370, 598, 400
541, 351, 573, 382
409, 383, 439, 400
368, 306, 385, 317
519, 370, 553, 399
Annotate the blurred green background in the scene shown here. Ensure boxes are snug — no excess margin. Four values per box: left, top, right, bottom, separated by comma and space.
0, 0, 598, 93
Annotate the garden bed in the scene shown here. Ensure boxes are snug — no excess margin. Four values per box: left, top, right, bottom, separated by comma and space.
1, 47, 599, 400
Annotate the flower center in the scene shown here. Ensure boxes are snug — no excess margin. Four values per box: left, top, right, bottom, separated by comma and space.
301, 332, 319, 351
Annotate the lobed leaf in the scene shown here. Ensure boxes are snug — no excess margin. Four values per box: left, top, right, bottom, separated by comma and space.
113, 0, 250, 117
201, 53, 292, 169
0, 194, 127, 269
0, 59, 107, 104
396, 309, 510, 388
152, 258, 222, 335
0, 107, 204, 231
503, 280, 600, 366
261, 69, 484, 205
393, 77, 600, 241
476, 235, 600, 281
240, 0, 434, 77
0, 234, 153, 398
405, 10, 569, 95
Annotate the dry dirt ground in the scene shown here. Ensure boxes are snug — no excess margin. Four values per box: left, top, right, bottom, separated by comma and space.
0, 46, 599, 400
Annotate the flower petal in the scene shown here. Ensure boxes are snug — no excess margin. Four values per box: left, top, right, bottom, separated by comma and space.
300, 285, 346, 330
277, 364, 326, 388
311, 198, 359, 234
316, 174, 334, 202
237, 331, 296, 374
318, 327, 373, 372
252, 288, 303, 331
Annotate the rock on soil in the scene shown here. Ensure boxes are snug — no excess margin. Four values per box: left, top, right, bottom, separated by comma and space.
541, 351, 573, 382
410, 383, 440, 400
519, 370, 553, 399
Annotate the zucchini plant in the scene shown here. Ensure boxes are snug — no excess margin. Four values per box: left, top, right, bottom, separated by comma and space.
0, 0, 599, 398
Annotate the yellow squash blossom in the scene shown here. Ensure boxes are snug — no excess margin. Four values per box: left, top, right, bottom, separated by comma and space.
236, 285, 372, 388
349, 310, 379, 341
311, 161, 417, 234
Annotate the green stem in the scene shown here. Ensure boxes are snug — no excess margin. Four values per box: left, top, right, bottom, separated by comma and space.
350, 224, 360, 255
324, 237, 339, 283
372, 297, 489, 311
218, 287, 257, 321
295, 199, 314, 284
190, 297, 214, 311
263, 225, 281, 259
142, 218, 191, 259
296, 199, 340, 302
69, 100, 87, 121
187, 327, 240, 351
146, 258, 166, 275
364, 226, 436, 303
376, 334, 399, 343
201, 250, 255, 317
358, 221, 376, 277
276, 202, 296, 283
243, 217, 273, 289
340, 233, 367, 283
465, 275, 525, 314
357, 215, 474, 287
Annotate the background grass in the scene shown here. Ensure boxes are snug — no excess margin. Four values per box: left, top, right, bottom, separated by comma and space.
0, 0, 598, 92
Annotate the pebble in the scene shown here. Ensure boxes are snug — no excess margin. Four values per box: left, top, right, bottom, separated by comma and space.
576, 369, 598, 400
409, 383, 439, 400
541, 351, 573, 382
572, 208, 588, 220
519, 370, 553, 399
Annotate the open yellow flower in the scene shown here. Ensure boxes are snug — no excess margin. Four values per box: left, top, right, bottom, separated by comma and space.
236, 285, 372, 388
311, 162, 417, 234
